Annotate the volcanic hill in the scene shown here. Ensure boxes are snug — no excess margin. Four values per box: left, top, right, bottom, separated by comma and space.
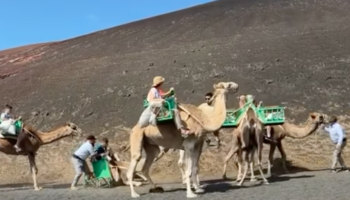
1, 0, 350, 183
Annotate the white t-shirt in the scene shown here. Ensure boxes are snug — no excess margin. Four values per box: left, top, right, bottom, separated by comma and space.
147, 87, 161, 102
74, 141, 95, 160
0, 113, 11, 121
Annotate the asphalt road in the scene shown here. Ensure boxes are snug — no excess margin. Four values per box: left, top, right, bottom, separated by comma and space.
0, 171, 348, 200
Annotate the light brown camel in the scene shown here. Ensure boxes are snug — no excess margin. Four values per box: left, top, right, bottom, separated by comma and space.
0, 122, 82, 190
221, 112, 326, 179
234, 107, 268, 186
126, 81, 239, 198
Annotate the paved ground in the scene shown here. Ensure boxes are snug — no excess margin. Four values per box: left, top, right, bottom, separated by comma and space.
0, 171, 348, 200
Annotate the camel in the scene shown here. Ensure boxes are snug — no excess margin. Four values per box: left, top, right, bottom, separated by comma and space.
221, 112, 326, 179
0, 122, 82, 190
233, 107, 268, 186
126, 81, 239, 198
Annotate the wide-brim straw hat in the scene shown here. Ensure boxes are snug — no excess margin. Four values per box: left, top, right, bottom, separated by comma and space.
152, 76, 165, 87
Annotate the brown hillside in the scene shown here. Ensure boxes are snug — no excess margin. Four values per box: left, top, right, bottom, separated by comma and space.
0, 0, 350, 183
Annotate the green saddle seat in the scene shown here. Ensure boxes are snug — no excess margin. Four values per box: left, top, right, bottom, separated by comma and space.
0, 120, 23, 137
143, 96, 176, 122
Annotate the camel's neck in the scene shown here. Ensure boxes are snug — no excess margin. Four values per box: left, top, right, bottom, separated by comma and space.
34, 127, 72, 145
201, 93, 227, 132
283, 119, 318, 138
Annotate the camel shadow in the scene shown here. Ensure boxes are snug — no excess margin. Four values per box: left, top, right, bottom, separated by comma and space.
162, 178, 264, 194
265, 158, 329, 175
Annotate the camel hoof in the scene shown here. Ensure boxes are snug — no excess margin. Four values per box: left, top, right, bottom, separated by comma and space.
250, 178, 257, 182
134, 182, 142, 187
198, 184, 206, 189
236, 182, 243, 186
195, 188, 205, 193
34, 187, 42, 191
187, 193, 198, 198
222, 175, 227, 180
131, 193, 140, 198
264, 181, 269, 185
149, 186, 164, 193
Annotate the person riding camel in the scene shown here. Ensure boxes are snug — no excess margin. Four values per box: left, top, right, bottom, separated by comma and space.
0, 105, 24, 151
147, 76, 194, 137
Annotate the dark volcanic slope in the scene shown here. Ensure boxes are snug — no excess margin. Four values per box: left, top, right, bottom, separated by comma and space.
1, 0, 350, 181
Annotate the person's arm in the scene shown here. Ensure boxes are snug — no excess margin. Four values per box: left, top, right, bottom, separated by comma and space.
0, 113, 8, 121
108, 148, 120, 161
160, 87, 174, 98
88, 144, 97, 157
335, 125, 344, 147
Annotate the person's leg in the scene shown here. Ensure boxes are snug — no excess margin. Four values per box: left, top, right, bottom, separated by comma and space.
14, 129, 29, 152
266, 126, 271, 138
338, 141, 348, 170
172, 109, 193, 137
71, 158, 84, 189
331, 145, 340, 172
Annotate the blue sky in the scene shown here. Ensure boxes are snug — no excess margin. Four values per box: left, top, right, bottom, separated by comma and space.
0, 0, 213, 50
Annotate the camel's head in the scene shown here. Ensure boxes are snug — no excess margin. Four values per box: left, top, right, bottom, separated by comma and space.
213, 82, 239, 94
66, 122, 83, 137
212, 82, 239, 102
309, 112, 330, 125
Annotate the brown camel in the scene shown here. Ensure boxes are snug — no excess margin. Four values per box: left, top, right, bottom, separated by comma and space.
126, 81, 239, 198
0, 122, 82, 190
234, 107, 268, 186
221, 112, 326, 179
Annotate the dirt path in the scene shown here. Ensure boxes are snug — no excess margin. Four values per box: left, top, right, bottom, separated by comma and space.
0, 171, 348, 200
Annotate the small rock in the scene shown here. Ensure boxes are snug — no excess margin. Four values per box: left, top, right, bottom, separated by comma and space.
275, 58, 280, 62
173, 60, 176, 63
31, 111, 40, 116
149, 63, 154, 66
123, 70, 128, 75
266, 80, 274, 84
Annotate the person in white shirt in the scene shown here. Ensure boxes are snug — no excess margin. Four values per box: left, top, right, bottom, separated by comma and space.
70, 135, 97, 190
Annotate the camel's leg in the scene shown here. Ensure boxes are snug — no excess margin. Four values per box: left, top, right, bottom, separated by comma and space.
142, 144, 161, 192
277, 142, 289, 173
178, 150, 187, 184
237, 151, 249, 186
127, 127, 144, 198
28, 153, 42, 191
183, 141, 198, 198
235, 157, 243, 182
222, 137, 239, 179
267, 144, 276, 177
249, 159, 257, 182
213, 131, 221, 149
134, 172, 148, 182
191, 141, 205, 193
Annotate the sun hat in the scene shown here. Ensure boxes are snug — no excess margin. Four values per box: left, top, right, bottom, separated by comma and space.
152, 76, 165, 87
